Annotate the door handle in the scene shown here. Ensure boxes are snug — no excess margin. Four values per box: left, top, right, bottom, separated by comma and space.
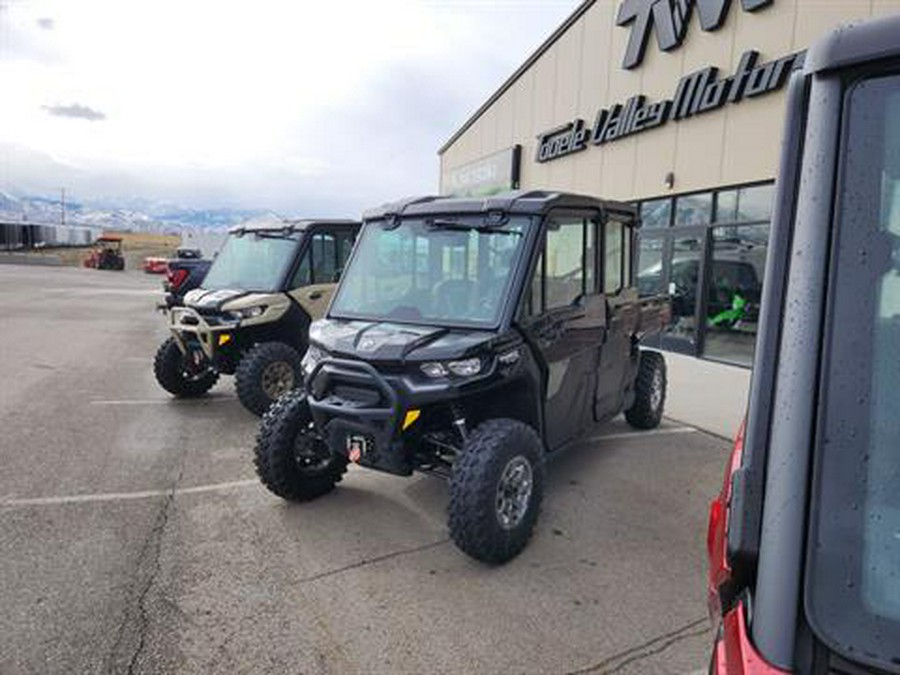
308, 290, 323, 300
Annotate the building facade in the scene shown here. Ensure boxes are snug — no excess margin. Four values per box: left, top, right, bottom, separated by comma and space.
438, 0, 900, 367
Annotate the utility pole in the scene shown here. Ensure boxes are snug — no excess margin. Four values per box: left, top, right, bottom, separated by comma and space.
60, 187, 66, 226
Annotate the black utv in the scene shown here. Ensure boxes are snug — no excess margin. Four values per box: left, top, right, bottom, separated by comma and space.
154, 217, 360, 415
254, 192, 670, 563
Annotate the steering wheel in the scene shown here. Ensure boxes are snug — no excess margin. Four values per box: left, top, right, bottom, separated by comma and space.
385, 305, 423, 321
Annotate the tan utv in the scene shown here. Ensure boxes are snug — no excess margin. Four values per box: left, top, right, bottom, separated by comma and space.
154, 217, 360, 415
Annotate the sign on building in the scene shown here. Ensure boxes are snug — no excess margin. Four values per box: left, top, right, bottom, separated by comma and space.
444, 146, 521, 197
616, 0, 774, 69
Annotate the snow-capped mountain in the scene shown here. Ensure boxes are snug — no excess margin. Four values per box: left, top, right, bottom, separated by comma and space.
0, 190, 267, 233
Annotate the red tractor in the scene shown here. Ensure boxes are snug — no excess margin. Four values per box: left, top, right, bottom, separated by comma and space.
83, 236, 125, 271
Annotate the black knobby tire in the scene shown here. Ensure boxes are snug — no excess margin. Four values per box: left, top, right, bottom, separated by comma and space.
448, 419, 545, 564
254, 389, 348, 502
625, 350, 667, 430
153, 337, 219, 397
234, 342, 304, 416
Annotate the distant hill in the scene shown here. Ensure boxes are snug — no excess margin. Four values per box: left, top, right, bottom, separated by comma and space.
0, 190, 268, 233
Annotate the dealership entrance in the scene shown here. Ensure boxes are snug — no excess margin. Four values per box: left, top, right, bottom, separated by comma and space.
636, 182, 772, 367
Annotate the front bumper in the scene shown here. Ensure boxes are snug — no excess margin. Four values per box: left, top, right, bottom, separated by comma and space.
304, 355, 512, 477
306, 358, 412, 476
168, 306, 239, 362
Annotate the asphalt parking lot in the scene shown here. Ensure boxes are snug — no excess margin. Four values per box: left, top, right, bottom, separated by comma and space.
0, 264, 729, 675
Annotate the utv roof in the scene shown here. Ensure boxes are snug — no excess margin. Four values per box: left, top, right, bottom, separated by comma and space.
805, 13, 900, 75
362, 191, 637, 222
229, 217, 358, 234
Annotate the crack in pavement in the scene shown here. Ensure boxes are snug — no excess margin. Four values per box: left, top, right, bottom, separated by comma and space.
295, 538, 451, 585
565, 616, 710, 675
106, 465, 184, 675
602, 627, 710, 675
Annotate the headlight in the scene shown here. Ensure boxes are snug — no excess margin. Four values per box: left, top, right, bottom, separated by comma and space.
420, 358, 482, 378
232, 305, 266, 320
420, 362, 448, 378
301, 345, 326, 375
447, 357, 481, 377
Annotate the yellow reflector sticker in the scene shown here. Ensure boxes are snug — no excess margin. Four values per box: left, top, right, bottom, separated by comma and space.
402, 409, 421, 430
218, 333, 232, 346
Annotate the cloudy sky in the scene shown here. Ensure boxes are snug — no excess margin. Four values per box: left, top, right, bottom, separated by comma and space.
0, 0, 580, 216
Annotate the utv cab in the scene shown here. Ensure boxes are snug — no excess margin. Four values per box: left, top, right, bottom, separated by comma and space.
154, 217, 360, 415
254, 191, 670, 563
707, 15, 900, 675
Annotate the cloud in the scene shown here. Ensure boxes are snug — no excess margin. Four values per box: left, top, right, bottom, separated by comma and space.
0, 2, 61, 63
4, 1, 581, 216
42, 103, 106, 121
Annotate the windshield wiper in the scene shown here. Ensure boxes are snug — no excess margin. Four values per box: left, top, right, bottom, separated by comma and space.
426, 219, 521, 236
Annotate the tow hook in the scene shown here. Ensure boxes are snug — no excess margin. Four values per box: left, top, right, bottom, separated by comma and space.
453, 415, 468, 443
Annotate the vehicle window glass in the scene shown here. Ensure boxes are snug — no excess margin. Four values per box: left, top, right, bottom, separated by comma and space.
604, 221, 623, 294
807, 73, 900, 667
330, 217, 527, 327
290, 248, 311, 288
523, 249, 544, 317
203, 231, 299, 292
338, 232, 356, 267
545, 219, 584, 309
310, 232, 337, 283
586, 220, 596, 293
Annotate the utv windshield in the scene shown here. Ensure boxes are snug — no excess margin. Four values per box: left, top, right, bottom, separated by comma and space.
806, 73, 900, 668
202, 229, 300, 292
330, 216, 529, 327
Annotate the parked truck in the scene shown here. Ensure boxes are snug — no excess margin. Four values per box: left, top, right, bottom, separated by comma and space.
160, 251, 214, 309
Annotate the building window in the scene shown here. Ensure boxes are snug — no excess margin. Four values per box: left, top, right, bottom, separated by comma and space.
674, 192, 713, 226
703, 224, 769, 366
641, 198, 672, 228
635, 180, 775, 367
637, 236, 665, 297
666, 235, 704, 346
715, 183, 774, 223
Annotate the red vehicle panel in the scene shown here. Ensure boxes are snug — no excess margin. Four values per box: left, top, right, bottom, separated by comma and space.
143, 257, 168, 274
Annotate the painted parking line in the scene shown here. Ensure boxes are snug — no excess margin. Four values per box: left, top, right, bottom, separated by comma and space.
44, 288, 162, 296
89, 397, 235, 405
2, 427, 700, 510
1, 479, 259, 508
590, 426, 697, 443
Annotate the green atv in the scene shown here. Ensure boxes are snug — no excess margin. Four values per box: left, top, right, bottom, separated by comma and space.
154, 217, 360, 415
